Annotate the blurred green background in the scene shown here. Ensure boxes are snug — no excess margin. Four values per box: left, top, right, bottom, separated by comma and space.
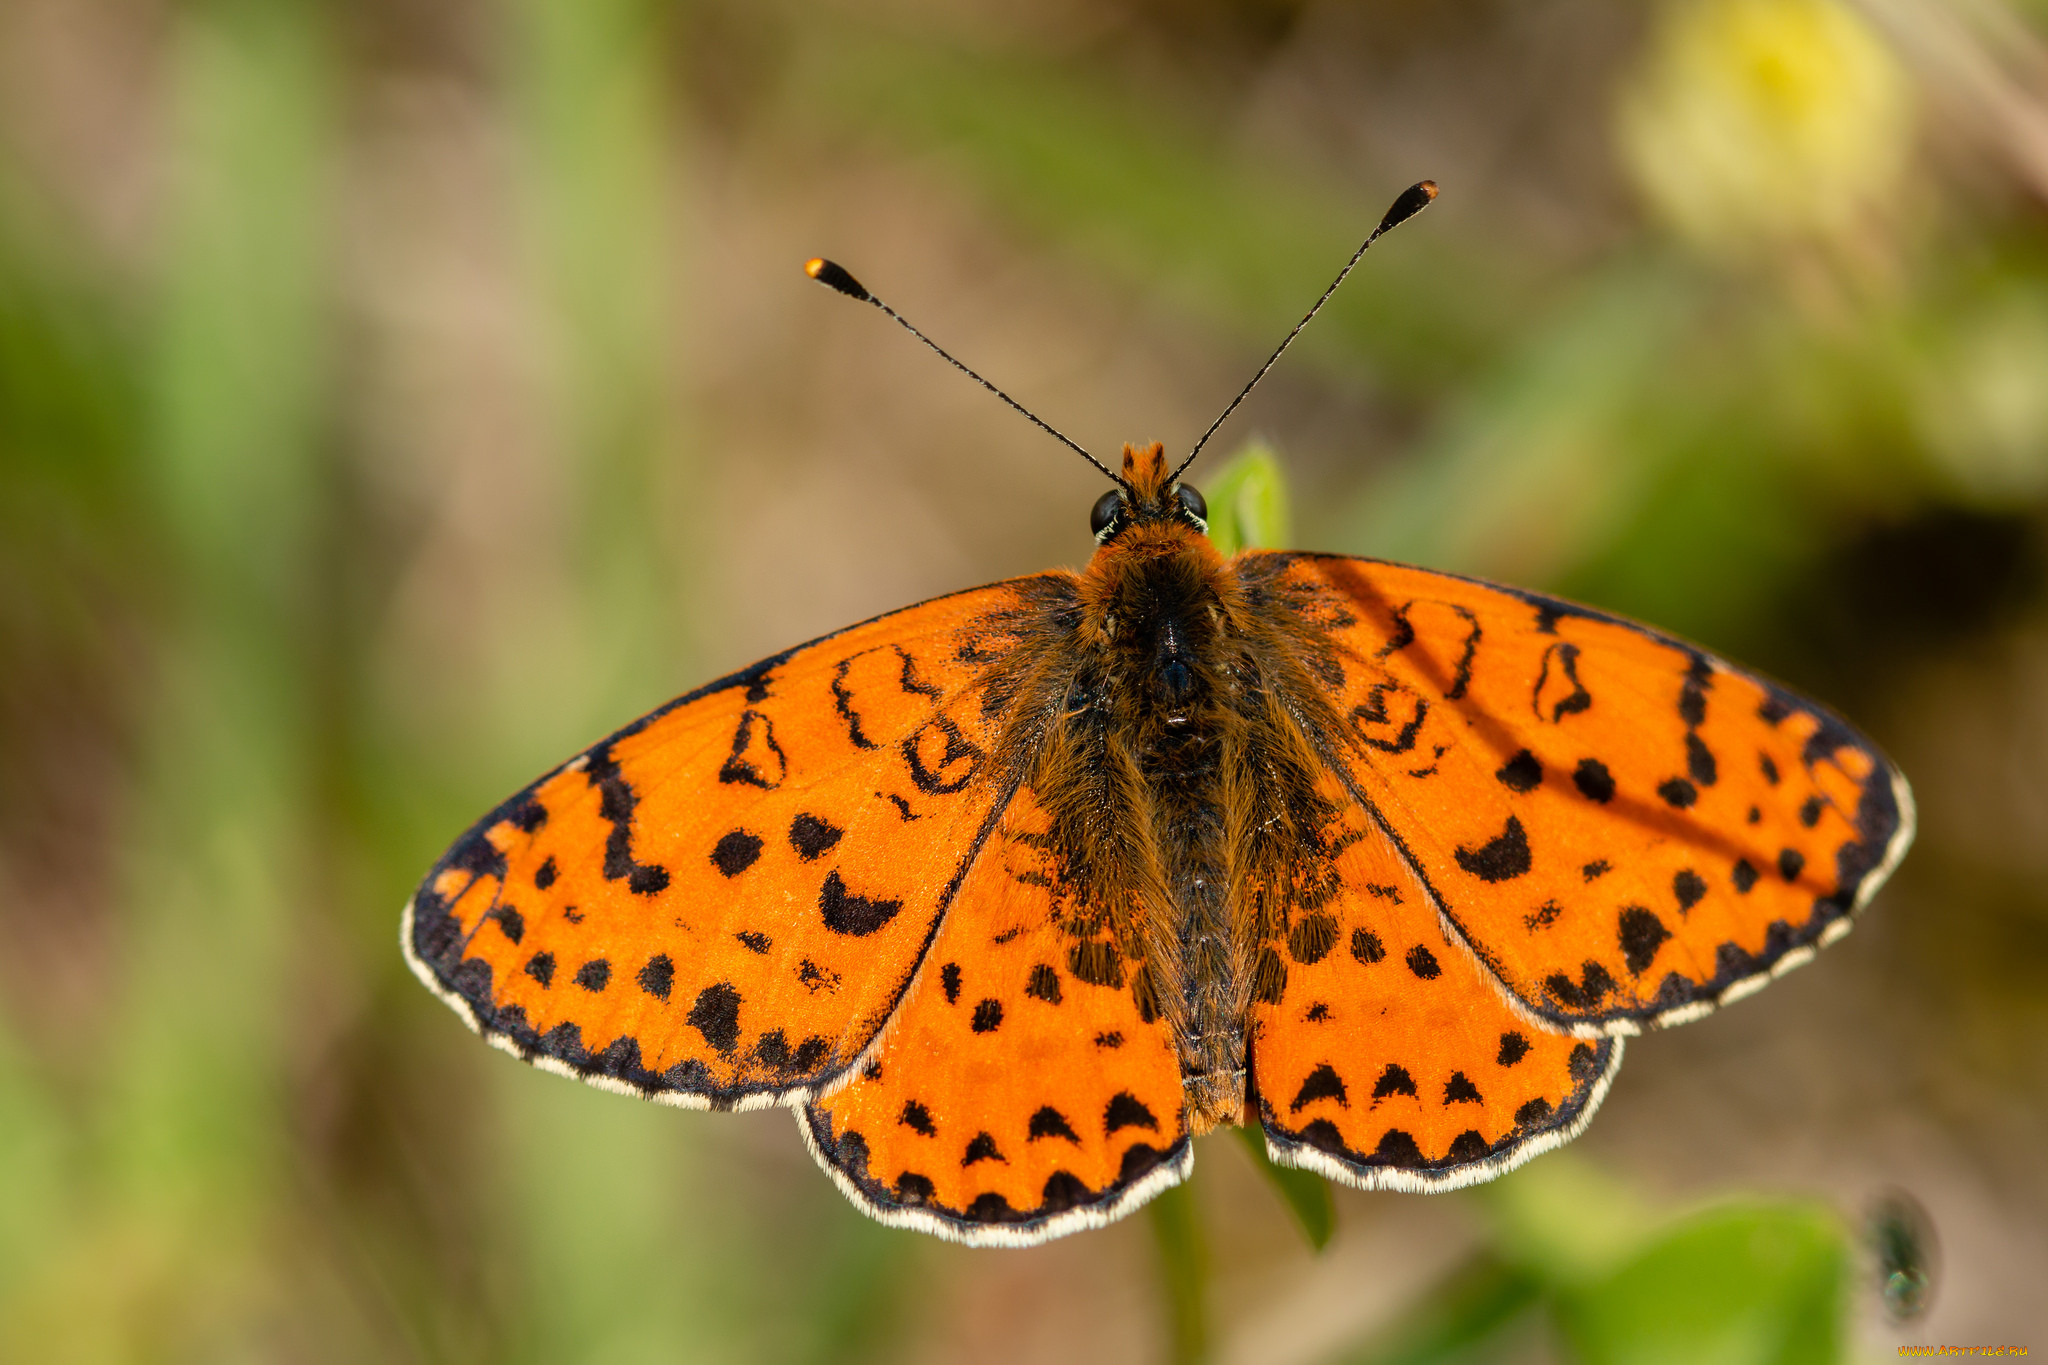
2, 0, 2045, 1360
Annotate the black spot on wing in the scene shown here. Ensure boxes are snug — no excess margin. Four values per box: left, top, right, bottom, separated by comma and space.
900, 1100, 936, 1136
1288, 913, 1339, 964
717, 710, 787, 790
970, 999, 1003, 1033
1673, 869, 1707, 912
1028, 1106, 1079, 1142
830, 655, 878, 751
789, 813, 843, 861
533, 857, 557, 889
1573, 758, 1615, 803
1687, 733, 1719, 786
525, 952, 555, 989
1405, 945, 1442, 979
1444, 1072, 1482, 1104
1618, 906, 1671, 975
711, 830, 761, 878
962, 1133, 1003, 1167
1351, 684, 1427, 754
1455, 816, 1531, 882
1372, 1064, 1417, 1099
637, 954, 674, 1000
818, 870, 902, 936
1105, 1092, 1158, 1135
902, 716, 983, 794
940, 962, 962, 1003
588, 749, 671, 896
1495, 749, 1542, 793
1658, 778, 1698, 810
1732, 859, 1759, 892
1534, 641, 1592, 721
1290, 1064, 1347, 1112
1446, 1130, 1490, 1163
1497, 1032, 1530, 1066
1375, 1129, 1424, 1165
1779, 848, 1806, 882
573, 959, 611, 991
1545, 961, 1617, 1010
1350, 928, 1385, 964
1025, 963, 1062, 1004
736, 930, 770, 954
687, 982, 741, 1053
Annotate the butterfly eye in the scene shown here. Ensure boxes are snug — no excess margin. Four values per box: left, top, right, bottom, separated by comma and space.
1175, 483, 1208, 530
1090, 489, 1126, 541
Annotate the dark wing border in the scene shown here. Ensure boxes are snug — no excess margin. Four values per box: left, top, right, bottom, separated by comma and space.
797, 1102, 1194, 1248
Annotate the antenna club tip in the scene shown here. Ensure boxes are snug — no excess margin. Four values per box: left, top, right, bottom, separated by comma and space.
804, 256, 871, 301
1376, 180, 1439, 235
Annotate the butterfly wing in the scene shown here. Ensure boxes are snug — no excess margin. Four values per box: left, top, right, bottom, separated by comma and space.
1249, 769, 1619, 1188
802, 786, 1191, 1246
403, 576, 1061, 1110
1254, 552, 1913, 1036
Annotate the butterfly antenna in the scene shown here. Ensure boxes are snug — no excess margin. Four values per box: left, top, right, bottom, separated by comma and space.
1171, 180, 1437, 483
805, 257, 1125, 487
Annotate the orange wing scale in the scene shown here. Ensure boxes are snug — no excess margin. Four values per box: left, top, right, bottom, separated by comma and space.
404, 579, 1050, 1108
1250, 770, 1618, 1188
803, 787, 1191, 1245
1262, 553, 1914, 1037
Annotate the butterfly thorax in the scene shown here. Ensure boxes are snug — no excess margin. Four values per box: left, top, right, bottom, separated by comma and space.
970, 446, 1344, 1134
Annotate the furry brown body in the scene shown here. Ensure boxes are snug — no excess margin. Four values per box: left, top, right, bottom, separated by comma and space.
980, 443, 1350, 1133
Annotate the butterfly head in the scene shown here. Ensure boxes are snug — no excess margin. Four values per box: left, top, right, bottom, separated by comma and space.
1091, 442, 1208, 546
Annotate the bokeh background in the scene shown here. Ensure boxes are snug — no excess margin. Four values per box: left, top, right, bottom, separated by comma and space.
2, 0, 2046, 1360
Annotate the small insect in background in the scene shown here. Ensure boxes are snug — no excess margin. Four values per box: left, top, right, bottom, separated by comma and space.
404, 182, 1913, 1245
1868, 1189, 1939, 1322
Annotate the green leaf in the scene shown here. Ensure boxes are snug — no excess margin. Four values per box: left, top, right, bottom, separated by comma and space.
1469, 1153, 1656, 1288
1334, 1252, 1545, 1365
1230, 1124, 1333, 1252
1202, 442, 1294, 555
1552, 1201, 1849, 1365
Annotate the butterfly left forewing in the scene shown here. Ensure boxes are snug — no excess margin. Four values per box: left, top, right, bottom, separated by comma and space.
404, 578, 1059, 1108
804, 785, 1192, 1246
1249, 553, 1912, 1037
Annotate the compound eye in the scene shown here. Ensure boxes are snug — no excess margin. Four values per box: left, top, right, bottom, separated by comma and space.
1090, 489, 1125, 540
1175, 483, 1208, 527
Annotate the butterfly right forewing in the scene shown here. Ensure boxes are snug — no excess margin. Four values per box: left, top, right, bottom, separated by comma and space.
1251, 552, 1911, 1037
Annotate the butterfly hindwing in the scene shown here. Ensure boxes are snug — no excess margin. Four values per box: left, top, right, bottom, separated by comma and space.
803, 785, 1192, 1245
1249, 768, 1619, 1187
403, 577, 1056, 1108
1259, 553, 1913, 1036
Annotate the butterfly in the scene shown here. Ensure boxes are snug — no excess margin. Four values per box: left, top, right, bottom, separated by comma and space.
402, 183, 1914, 1246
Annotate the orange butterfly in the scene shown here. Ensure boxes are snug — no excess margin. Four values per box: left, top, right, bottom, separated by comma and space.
403, 183, 1913, 1246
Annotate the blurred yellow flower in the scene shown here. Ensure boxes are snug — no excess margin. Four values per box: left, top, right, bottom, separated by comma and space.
1619, 0, 1916, 253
